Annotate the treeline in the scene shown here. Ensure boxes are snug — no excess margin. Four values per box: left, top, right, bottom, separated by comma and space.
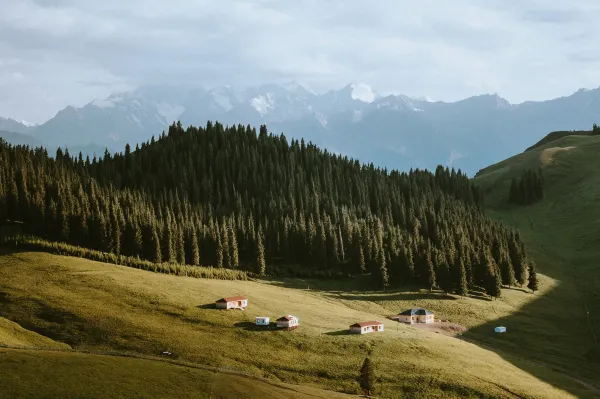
0, 121, 535, 296
508, 169, 544, 205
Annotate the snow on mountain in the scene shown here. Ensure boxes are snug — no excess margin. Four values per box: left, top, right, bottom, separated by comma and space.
250, 93, 275, 116
350, 83, 376, 103
156, 102, 186, 123
17, 119, 37, 127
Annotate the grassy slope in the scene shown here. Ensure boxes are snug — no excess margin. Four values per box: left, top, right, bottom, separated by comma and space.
471, 134, 600, 393
0, 317, 70, 349
0, 348, 353, 399
0, 251, 586, 399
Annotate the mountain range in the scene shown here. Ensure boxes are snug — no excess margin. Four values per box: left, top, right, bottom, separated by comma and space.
2, 83, 600, 175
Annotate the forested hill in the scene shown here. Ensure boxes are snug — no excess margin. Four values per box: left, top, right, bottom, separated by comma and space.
0, 121, 530, 295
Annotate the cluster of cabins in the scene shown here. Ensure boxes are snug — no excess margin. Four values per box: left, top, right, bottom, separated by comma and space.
215, 296, 436, 334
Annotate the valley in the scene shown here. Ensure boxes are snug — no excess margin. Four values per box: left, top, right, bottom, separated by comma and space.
1, 125, 600, 398
0, 250, 587, 398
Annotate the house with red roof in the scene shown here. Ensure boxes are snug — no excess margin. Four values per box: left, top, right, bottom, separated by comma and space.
215, 296, 248, 310
349, 321, 384, 334
276, 315, 299, 330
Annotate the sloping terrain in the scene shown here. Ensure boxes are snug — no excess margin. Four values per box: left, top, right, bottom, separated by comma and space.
472, 134, 600, 394
0, 250, 588, 398
0, 317, 70, 349
0, 348, 353, 399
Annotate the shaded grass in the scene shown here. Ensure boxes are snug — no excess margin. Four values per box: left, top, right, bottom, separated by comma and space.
0, 250, 584, 398
469, 134, 600, 393
0, 317, 71, 349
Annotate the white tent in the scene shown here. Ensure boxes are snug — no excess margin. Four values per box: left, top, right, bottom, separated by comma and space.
494, 326, 507, 333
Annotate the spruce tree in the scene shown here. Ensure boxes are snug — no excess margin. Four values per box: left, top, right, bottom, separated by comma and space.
151, 224, 162, 263
437, 261, 453, 295
256, 227, 266, 276
457, 256, 469, 296
229, 221, 239, 269
190, 227, 200, 266
359, 356, 375, 397
527, 260, 539, 293
377, 248, 389, 290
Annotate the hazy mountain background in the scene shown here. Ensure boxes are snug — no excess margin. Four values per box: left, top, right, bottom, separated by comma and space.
2, 83, 599, 175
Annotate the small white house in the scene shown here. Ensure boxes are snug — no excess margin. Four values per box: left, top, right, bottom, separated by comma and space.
215, 296, 248, 309
276, 315, 299, 330
393, 308, 435, 324
255, 317, 270, 326
494, 326, 507, 333
349, 321, 384, 334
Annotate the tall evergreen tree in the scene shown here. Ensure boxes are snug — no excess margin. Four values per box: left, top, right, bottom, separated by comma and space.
256, 227, 266, 276
359, 356, 376, 397
527, 260, 539, 293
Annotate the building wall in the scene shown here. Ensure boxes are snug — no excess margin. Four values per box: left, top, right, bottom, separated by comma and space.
216, 300, 248, 309
350, 326, 363, 334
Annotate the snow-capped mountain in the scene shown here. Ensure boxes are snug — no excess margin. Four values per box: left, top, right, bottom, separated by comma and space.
4, 83, 600, 175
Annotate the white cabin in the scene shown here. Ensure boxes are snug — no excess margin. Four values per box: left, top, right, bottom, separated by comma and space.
349, 321, 384, 334
255, 317, 270, 326
215, 296, 248, 309
276, 315, 299, 329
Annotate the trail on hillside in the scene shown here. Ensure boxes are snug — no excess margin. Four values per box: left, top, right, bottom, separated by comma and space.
539, 146, 575, 166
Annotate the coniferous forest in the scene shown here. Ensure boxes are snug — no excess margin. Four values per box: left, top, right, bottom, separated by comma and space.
508, 169, 544, 206
0, 121, 533, 296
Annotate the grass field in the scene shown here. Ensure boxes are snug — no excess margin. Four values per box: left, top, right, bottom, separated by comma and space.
1, 135, 600, 398
0, 250, 592, 398
0, 347, 354, 399
471, 134, 600, 395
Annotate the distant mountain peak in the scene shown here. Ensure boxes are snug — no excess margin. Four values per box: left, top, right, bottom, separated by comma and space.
278, 80, 317, 95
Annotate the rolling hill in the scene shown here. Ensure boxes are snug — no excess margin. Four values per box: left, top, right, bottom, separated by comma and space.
0, 250, 589, 398
471, 134, 600, 393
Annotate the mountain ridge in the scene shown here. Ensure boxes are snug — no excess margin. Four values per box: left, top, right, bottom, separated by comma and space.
3, 84, 600, 175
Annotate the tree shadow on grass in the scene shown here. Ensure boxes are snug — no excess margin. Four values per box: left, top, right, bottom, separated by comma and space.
329, 292, 459, 302
324, 330, 353, 336
234, 321, 277, 332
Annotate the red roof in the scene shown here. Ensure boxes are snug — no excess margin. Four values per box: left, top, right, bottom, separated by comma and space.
350, 321, 382, 328
216, 296, 247, 303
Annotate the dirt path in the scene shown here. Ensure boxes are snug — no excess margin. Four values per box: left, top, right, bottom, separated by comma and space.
540, 146, 575, 166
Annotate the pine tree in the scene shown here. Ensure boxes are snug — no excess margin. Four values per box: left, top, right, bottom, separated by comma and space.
437, 261, 453, 295
425, 244, 436, 291
229, 221, 239, 269
457, 256, 469, 296
527, 260, 539, 293
189, 227, 200, 266
151, 224, 162, 263
256, 227, 266, 276
377, 248, 389, 290
359, 356, 375, 397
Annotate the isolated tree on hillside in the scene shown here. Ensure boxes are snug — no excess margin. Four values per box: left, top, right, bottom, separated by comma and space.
359, 356, 376, 397
527, 260, 539, 293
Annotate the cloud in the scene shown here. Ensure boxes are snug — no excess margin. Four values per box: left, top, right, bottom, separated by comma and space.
447, 150, 465, 166
1, 0, 600, 122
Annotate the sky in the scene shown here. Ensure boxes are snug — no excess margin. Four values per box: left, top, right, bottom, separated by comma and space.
2, 0, 600, 124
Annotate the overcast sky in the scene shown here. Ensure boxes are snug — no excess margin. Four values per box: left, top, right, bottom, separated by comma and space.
2, 0, 600, 124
